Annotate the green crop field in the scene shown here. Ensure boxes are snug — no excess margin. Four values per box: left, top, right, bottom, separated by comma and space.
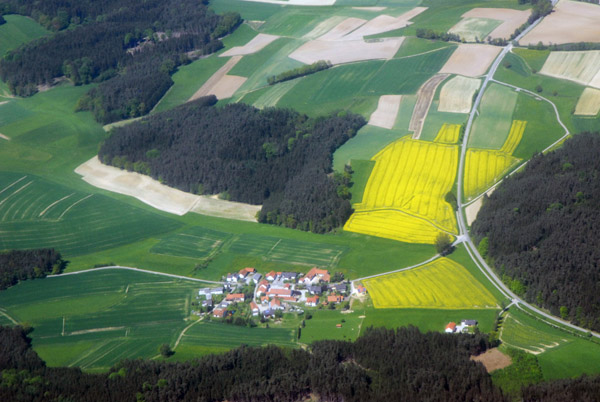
349, 159, 375, 205
227, 234, 347, 268
0, 172, 180, 256
512, 48, 550, 73
151, 227, 230, 259
252, 80, 299, 109
469, 83, 518, 149
449, 17, 501, 42
537, 339, 600, 380
500, 309, 569, 354
393, 37, 455, 58
0, 270, 200, 371
419, 104, 467, 142
0, 15, 49, 56
301, 309, 365, 343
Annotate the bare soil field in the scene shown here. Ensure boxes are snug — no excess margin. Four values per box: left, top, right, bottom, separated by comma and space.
466, 187, 495, 225
75, 157, 260, 221
521, 0, 600, 45
220, 34, 279, 57
209, 75, 247, 99
471, 348, 512, 373
344, 7, 427, 40
289, 37, 403, 65
539, 51, 600, 87
318, 17, 367, 41
302, 16, 347, 40
438, 75, 481, 114
439, 44, 501, 77
368, 95, 402, 129
460, 8, 530, 40
189, 56, 244, 101
574, 87, 600, 116
409, 74, 449, 139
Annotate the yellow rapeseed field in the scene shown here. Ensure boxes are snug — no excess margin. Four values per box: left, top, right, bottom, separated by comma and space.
464, 149, 518, 199
344, 137, 458, 244
433, 123, 461, 144
500, 120, 527, 154
364, 258, 498, 309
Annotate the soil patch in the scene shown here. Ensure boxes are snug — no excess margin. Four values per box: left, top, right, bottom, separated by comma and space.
220, 33, 279, 57
521, 0, 600, 45
189, 55, 243, 101
344, 7, 427, 40
575, 87, 600, 116
289, 37, 403, 65
438, 75, 481, 114
471, 348, 512, 373
439, 44, 501, 77
319, 17, 367, 41
75, 156, 260, 221
409, 74, 449, 139
460, 8, 530, 40
369, 95, 402, 129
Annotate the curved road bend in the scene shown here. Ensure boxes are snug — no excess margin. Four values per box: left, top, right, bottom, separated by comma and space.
49, 266, 225, 285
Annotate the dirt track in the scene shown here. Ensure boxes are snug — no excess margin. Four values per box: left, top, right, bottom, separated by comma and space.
409, 74, 449, 139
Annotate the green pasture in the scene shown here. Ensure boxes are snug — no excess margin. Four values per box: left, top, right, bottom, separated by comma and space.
252, 79, 299, 109
301, 309, 365, 343
469, 82, 518, 149
419, 101, 467, 142
448, 17, 501, 42
538, 339, 600, 380
151, 227, 230, 259
392, 37, 455, 57
0, 15, 49, 56
512, 48, 550, 73
0, 172, 180, 257
0, 270, 199, 371
209, 0, 284, 21
511, 92, 564, 159
349, 159, 375, 204
500, 309, 568, 354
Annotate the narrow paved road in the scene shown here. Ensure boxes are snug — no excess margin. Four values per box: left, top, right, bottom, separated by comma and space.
49, 266, 225, 284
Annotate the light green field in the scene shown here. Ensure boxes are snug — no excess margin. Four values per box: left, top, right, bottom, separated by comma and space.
301, 309, 365, 343
419, 103, 467, 142
512, 48, 550, 73
0, 15, 49, 56
469, 83, 518, 149
538, 339, 600, 380
500, 309, 570, 354
0, 172, 180, 256
448, 17, 502, 42
0, 270, 200, 371
150, 227, 230, 259
393, 37, 455, 57
252, 80, 299, 109
349, 159, 375, 205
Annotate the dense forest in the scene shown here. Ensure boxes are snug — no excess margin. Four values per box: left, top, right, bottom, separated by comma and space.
0, 0, 240, 122
0, 249, 63, 291
473, 133, 600, 331
99, 99, 365, 233
0, 325, 505, 401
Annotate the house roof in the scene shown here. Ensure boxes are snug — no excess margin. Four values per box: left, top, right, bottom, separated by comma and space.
462, 320, 478, 326
239, 267, 256, 276
304, 267, 331, 282
306, 295, 319, 303
446, 322, 457, 330
267, 288, 292, 296
270, 297, 282, 306
250, 301, 259, 310
226, 293, 245, 301
327, 294, 343, 302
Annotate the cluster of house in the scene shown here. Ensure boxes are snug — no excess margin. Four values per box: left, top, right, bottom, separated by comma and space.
196, 266, 360, 320
445, 320, 478, 333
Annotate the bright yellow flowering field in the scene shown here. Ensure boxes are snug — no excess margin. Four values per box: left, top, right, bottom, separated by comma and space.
500, 120, 527, 154
345, 137, 458, 244
364, 258, 498, 309
434, 123, 461, 144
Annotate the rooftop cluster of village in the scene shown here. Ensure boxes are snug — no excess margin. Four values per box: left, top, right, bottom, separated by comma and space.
196, 267, 368, 322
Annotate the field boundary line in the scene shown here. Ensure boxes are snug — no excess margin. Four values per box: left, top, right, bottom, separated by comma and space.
355, 206, 458, 236
266, 239, 282, 258
352, 254, 440, 282
57, 194, 93, 220
0, 181, 33, 209
0, 308, 19, 325
49, 266, 225, 284
0, 175, 27, 196
39, 193, 74, 217
174, 318, 203, 350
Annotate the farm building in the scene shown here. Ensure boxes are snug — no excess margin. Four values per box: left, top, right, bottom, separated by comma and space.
198, 287, 224, 298
258, 280, 270, 294
329, 283, 348, 294
327, 294, 344, 304
306, 295, 319, 307
281, 272, 298, 282
300, 268, 331, 285
267, 288, 292, 298
462, 319, 478, 326
226, 273, 237, 282
445, 322, 457, 333
225, 293, 245, 303
250, 301, 260, 316
354, 284, 367, 295
238, 267, 256, 279
270, 297, 284, 310
260, 295, 269, 304
266, 271, 280, 281
213, 308, 227, 318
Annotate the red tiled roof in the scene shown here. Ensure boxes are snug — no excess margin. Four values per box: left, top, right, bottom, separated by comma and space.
304, 267, 331, 282
327, 294, 343, 303
270, 298, 282, 306
267, 288, 292, 296
250, 301, 259, 310
239, 267, 256, 276
226, 293, 245, 301
306, 296, 319, 304
446, 322, 456, 330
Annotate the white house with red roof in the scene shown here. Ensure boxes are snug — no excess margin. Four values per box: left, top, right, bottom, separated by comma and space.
300, 267, 331, 285
445, 322, 457, 333
225, 293, 245, 303
238, 267, 256, 280
305, 295, 319, 307
270, 297, 284, 310
250, 301, 260, 316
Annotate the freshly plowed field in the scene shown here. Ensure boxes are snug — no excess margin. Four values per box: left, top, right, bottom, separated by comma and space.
364, 258, 497, 309
464, 149, 518, 199
345, 137, 458, 244
433, 123, 461, 144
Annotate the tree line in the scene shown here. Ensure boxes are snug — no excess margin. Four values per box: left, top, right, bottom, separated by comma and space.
0, 0, 240, 122
99, 98, 365, 233
0, 249, 63, 291
267, 60, 332, 85
473, 132, 600, 331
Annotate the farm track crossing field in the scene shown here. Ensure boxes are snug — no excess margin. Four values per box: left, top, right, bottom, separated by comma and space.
0, 172, 180, 256
364, 258, 497, 309
464, 149, 518, 200
433, 123, 461, 144
345, 137, 458, 244
0, 270, 200, 371
151, 227, 230, 259
469, 83, 518, 149
228, 234, 347, 268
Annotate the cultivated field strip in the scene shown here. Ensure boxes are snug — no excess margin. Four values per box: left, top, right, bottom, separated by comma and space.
539, 51, 600, 87
364, 258, 497, 309
346, 137, 458, 244
501, 312, 569, 354
0, 172, 180, 256
433, 123, 461, 144
500, 120, 527, 154
151, 227, 230, 259
464, 149, 518, 199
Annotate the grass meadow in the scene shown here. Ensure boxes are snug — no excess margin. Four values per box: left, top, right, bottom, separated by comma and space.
469, 83, 518, 149
0, 15, 49, 56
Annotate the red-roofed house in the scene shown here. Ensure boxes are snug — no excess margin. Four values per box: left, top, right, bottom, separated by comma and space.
238, 267, 256, 280
267, 288, 292, 298
213, 308, 226, 318
445, 322, 457, 333
258, 280, 270, 294
354, 284, 367, 295
327, 294, 343, 304
305, 295, 319, 307
265, 271, 280, 281
250, 301, 259, 316
301, 268, 331, 285
270, 297, 284, 310
260, 295, 269, 304
225, 293, 245, 303
281, 296, 298, 302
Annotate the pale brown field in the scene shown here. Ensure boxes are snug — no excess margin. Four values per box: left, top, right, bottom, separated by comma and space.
439, 44, 501, 77
368, 95, 402, 129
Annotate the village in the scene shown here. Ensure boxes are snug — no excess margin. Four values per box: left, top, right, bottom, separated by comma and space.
195, 267, 368, 323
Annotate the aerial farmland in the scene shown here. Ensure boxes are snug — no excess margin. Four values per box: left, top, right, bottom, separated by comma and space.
1, 0, 600, 398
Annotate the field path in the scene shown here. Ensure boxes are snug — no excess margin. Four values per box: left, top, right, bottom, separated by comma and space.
0, 308, 19, 325
174, 318, 203, 350
50, 266, 225, 284
409, 74, 449, 139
